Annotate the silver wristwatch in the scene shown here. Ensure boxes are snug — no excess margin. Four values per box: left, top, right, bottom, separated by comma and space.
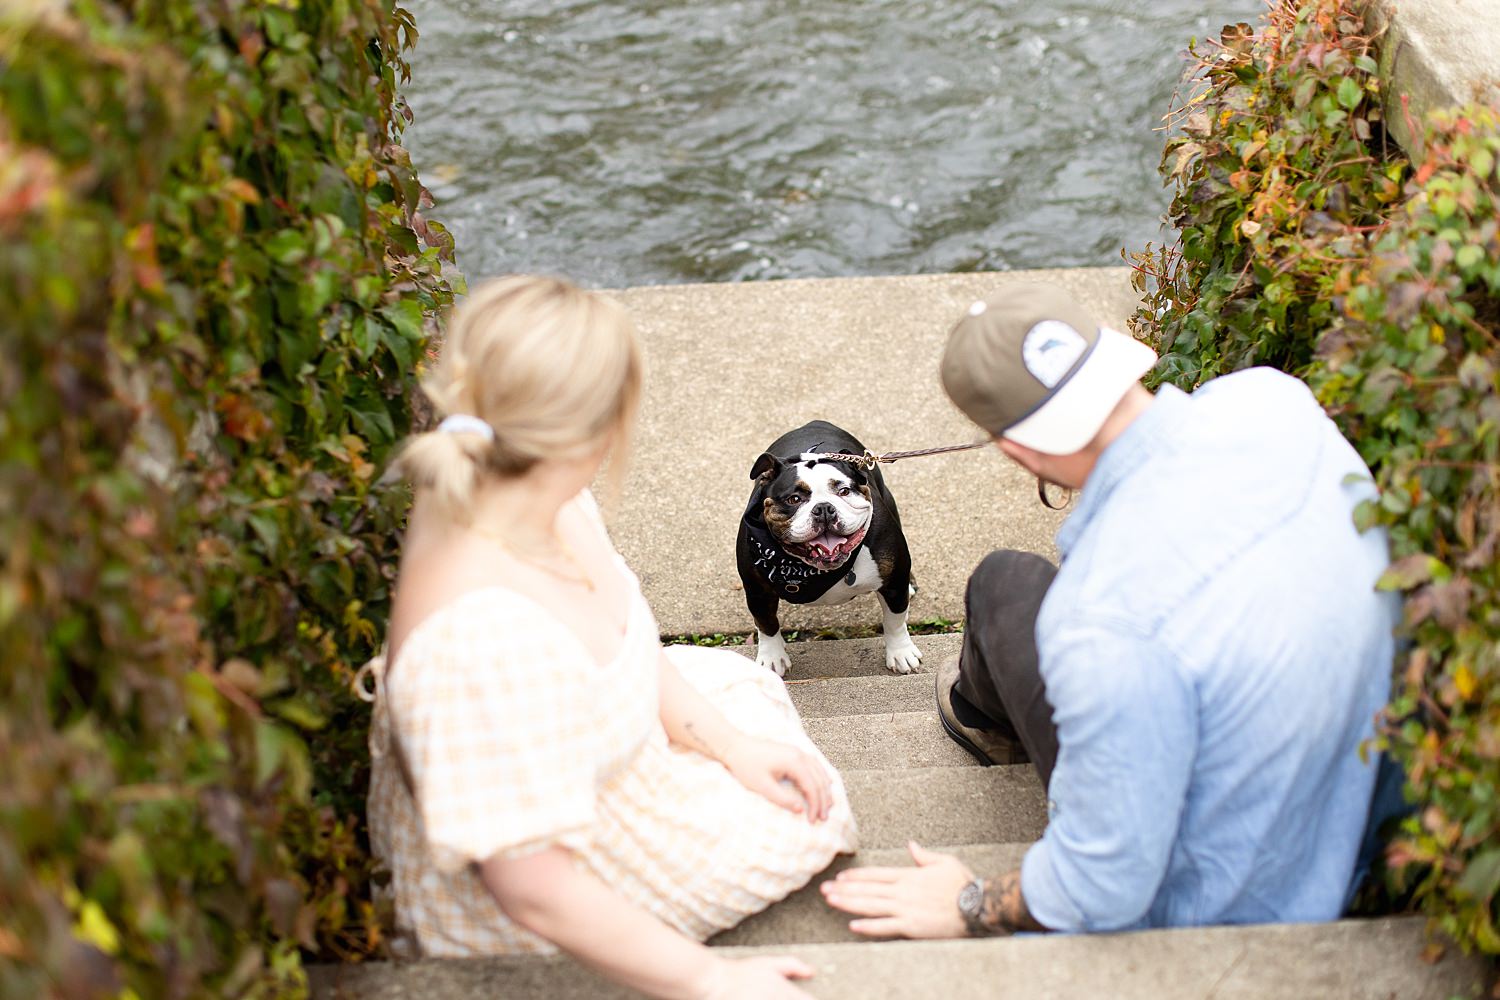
957, 877, 994, 937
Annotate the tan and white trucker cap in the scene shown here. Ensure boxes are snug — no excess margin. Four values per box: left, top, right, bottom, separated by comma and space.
940, 283, 1158, 455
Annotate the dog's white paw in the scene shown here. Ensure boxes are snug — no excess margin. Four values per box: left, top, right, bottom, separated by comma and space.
756, 631, 791, 677
885, 638, 923, 675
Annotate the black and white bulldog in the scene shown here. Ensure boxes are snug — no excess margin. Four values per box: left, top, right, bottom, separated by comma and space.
737, 420, 922, 676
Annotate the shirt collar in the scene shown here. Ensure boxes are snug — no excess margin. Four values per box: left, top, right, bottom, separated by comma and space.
1055, 384, 1191, 556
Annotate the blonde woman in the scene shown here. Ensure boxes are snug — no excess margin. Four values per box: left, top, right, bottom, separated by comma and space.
362, 275, 858, 999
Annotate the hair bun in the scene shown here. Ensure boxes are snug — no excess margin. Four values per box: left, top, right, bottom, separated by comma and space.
391, 274, 642, 522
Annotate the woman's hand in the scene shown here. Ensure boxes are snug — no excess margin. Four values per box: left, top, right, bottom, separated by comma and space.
721, 735, 833, 823
655, 652, 833, 823
693, 954, 816, 1000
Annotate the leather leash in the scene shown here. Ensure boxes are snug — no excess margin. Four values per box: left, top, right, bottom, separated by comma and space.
804, 438, 1074, 509
803, 439, 990, 470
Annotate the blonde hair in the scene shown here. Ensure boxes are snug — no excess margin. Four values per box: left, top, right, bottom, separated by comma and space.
395, 275, 642, 519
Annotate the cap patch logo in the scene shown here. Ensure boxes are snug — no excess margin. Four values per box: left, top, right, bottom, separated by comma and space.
1021, 320, 1087, 389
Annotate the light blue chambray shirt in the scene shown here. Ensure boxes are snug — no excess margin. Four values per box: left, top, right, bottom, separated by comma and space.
1019, 368, 1400, 933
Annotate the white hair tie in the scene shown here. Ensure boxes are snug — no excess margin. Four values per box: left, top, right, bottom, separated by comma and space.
436, 413, 495, 441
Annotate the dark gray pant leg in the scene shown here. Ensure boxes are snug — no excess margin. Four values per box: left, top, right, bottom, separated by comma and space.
956, 549, 1060, 788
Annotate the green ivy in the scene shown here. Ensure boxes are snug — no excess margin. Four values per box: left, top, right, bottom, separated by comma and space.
1130, 0, 1499, 958
1127, 0, 1404, 388
1332, 108, 1500, 959
0, 1, 459, 996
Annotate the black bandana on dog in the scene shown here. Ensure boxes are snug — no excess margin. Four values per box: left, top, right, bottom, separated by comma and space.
742, 517, 861, 604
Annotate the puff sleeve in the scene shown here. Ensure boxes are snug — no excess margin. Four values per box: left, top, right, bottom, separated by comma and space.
388, 602, 598, 874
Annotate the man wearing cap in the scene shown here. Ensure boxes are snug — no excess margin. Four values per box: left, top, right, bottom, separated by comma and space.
821, 282, 1399, 939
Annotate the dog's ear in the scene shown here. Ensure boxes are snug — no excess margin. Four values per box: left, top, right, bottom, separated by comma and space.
846, 464, 869, 487
750, 452, 782, 481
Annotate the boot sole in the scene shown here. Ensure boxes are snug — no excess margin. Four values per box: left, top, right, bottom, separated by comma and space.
937, 698, 999, 767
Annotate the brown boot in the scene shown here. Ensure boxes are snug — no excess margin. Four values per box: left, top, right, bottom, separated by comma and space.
935, 655, 1030, 766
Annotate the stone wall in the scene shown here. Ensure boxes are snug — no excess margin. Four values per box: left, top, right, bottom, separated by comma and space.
1371, 0, 1500, 156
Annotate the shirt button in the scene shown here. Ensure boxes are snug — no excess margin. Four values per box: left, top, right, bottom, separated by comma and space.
1047, 798, 1059, 818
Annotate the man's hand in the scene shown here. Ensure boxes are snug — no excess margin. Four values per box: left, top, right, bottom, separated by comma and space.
818, 841, 972, 939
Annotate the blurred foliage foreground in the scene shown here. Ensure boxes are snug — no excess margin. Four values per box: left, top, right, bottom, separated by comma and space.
1129, 0, 1500, 962
0, 1, 459, 996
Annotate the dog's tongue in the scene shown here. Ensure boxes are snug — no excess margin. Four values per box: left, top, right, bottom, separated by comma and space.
810, 532, 845, 559
791, 525, 868, 570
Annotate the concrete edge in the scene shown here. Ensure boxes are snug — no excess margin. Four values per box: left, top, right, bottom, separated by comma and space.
309, 917, 1486, 1000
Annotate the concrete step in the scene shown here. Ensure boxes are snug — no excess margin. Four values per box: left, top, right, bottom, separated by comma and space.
805, 711, 978, 770
710, 842, 1029, 947
787, 671, 935, 718
718, 631, 961, 680
310, 916, 1486, 999
843, 766, 1047, 849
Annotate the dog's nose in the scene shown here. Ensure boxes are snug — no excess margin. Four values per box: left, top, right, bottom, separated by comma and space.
811, 502, 837, 524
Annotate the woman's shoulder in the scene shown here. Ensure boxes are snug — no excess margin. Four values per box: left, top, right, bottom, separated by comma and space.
389, 587, 580, 690
573, 488, 603, 521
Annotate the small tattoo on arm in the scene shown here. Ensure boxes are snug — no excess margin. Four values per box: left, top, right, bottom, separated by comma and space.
681, 720, 720, 758
978, 871, 1045, 935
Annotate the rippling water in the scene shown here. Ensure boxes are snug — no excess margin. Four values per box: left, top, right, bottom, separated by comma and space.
403, 0, 1260, 287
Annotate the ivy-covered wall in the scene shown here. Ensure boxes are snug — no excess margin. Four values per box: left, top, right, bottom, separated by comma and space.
1130, 0, 1500, 958
0, 2, 458, 996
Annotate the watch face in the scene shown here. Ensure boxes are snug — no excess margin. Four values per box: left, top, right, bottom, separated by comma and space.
958, 879, 983, 917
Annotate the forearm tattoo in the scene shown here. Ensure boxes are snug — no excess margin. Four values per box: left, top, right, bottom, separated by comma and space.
679, 719, 723, 760
978, 870, 1046, 935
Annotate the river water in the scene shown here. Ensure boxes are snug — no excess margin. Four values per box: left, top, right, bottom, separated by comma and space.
402, 0, 1260, 288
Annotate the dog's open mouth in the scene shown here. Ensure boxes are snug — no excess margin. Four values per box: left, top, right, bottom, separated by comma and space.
787, 524, 869, 570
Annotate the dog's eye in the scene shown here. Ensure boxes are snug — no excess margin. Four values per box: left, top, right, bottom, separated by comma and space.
836, 485, 851, 497
785, 494, 803, 506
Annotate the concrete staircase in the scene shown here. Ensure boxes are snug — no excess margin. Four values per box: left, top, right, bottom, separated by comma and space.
312, 631, 1486, 999
310, 272, 1487, 997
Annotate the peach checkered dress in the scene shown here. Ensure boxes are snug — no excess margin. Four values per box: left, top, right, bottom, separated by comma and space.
364, 523, 858, 957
